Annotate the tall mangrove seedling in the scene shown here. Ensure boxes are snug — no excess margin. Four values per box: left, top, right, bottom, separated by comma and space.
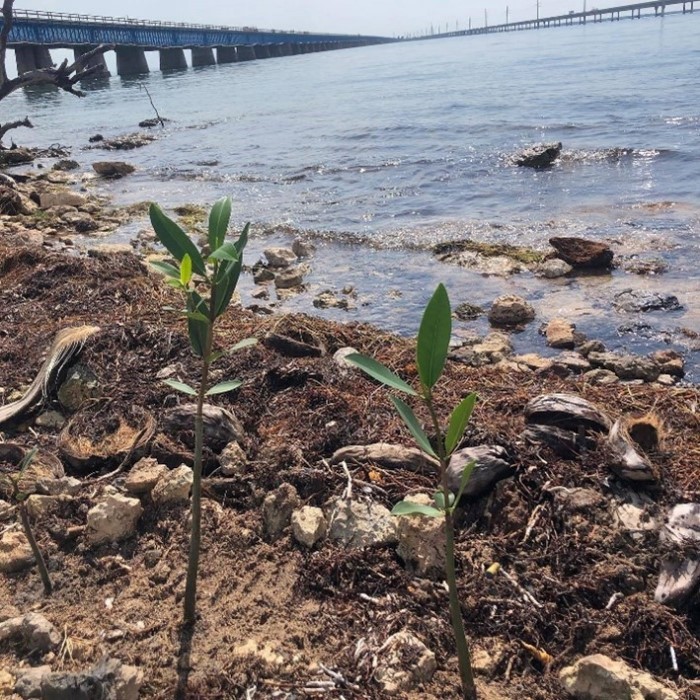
346, 283, 478, 700
150, 197, 254, 625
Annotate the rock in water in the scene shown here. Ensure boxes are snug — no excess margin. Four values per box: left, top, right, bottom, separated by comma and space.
514, 142, 562, 168
549, 236, 613, 269
488, 294, 535, 326
92, 161, 136, 178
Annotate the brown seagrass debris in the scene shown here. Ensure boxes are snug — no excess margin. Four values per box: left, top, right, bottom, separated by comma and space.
0, 326, 100, 426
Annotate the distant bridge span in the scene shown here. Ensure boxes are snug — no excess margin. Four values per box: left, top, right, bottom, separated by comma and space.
3, 8, 393, 75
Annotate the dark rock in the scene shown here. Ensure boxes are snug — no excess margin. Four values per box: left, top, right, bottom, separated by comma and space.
52, 159, 80, 171
0, 185, 23, 214
138, 117, 169, 128
514, 142, 562, 168
613, 289, 683, 313
549, 236, 613, 269
88, 134, 104, 143
163, 404, 244, 452
446, 445, 514, 497
92, 161, 136, 178
587, 351, 660, 382
454, 302, 484, 321
0, 148, 34, 166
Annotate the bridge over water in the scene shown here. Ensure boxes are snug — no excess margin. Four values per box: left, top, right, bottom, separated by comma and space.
4, 9, 392, 75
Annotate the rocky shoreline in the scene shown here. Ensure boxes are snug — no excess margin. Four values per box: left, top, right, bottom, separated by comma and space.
1, 203, 700, 699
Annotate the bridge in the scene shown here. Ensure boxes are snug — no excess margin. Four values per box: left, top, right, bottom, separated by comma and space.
4, 9, 393, 76
419, 0, 694, 39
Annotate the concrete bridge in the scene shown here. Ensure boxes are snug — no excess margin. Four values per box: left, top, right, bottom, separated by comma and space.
5, 9, 392, 76
415, 0, 694, 39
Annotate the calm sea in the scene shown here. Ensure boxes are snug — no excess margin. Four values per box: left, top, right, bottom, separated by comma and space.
2, 12, 699, 377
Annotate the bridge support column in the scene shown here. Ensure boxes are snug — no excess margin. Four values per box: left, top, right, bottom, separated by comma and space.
74, 45, 110, 75
253, 44, 270, 59
116, 46, 149, 75
236, 45, 256, 61
15, 46, 37, 74
217, 46, 238, 63
160, 48, 188, 71
191, 47, 215, 66
33, 46, 53, 69
268, 44, 282, 57
278, 43, 292, 56
290, 43, 301, 55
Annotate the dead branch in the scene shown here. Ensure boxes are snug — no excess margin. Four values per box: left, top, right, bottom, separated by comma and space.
0, 0, 113, 102
0, 115, 32, 141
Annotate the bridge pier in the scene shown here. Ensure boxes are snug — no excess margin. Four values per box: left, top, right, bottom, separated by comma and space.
236, 45, 256, 61
290, 43, 301, 55
116, 46, 149, 75
278, 43, 292, 56
74, 45, 110, 75
159, 48, 188, 71
253, 44, 270, 59
268, 44, 282, 57
217, 46, 238, 63
15, 45, 54, 74
191, 47, 216, 66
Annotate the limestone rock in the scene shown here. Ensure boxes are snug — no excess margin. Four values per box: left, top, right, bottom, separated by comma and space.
39, 657, 142, 700
36, 476, 82, 496
86, 493, 142, 545
39, 190, 87, 209
534, 258, 572, 278
514, 142, 562, 168
35, 410, 66, 430
375, 630, 436, 695
559, 653, 678, 700
588, 352, 660, 382
650, 349, 684, 377
218, 441, 248, 477
583, 368, 619, 385
313, 290, 354, 310
25, 494, 72, 520
292, 238, 315, 258
0, 500, 14, 520
151, 465, 193, 505
544, 318, 576, 349
449, 332, 513, 366
264, 247, 297, 268
14, 666, 51, 699
396, 494, 445, 578
0, 529, 34, 572
53, 159, 80, 171
556, 351, 591, 373
549, 236, 613, 269
274, 266, 305, 289
0, 613, 60, 652
291, 506, 327, 548
655, 503, 700, 608
328, 499, 397, 548
0, 185, 23, 215
513, 353, 553, 371
262, 483, 301, 540
613, 289, 683, 313
333, 346, 359, 369
488, 295, 535, 326
124, 457, 168, 495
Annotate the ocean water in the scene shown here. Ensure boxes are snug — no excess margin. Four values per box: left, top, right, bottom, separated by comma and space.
2, 12, 699, 377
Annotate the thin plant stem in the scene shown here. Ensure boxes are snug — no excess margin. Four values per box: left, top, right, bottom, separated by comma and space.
18, 502, 52, 595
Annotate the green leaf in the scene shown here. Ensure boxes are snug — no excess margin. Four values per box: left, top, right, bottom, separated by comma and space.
391, 500, 443, 518
209, 241, 240, 263
149, 260, 180, 279
445, 393, 477, 455
391, 396, 436, 457
345, 354, 418, 396
149, 204, 206, 276
213, 257, 242, 318
186, 291, 210, 357
186, 311, 210, 324
180, 253, 192, 286
18, 447, 38, 475
433, 490, 455, 511
164, 379, 197, 395
228, 337, 257, 353
208, 197, 231, 251
205, 379, 242, 396
453, 460, 477, 504
235, 222, 250, 254
416, 283, 452, 391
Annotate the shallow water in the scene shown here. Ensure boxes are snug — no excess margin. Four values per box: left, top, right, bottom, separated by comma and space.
2, 13, 699, 377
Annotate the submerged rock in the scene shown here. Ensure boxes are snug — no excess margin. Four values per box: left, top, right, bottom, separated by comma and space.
613, 289, 683, 313
92, 161, 135, 178
549, 236, 613, 269
514, 142, 562, 168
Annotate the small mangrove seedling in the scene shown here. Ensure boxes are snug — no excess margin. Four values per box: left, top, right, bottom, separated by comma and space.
150, 197, 255, 626
0, 448, 53, 595
346, 283, 478, 700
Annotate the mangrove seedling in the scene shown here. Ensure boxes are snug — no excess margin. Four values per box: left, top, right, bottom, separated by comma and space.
0, 448, 53, 595
149, 197, 255, 625
346, 283, 478, 700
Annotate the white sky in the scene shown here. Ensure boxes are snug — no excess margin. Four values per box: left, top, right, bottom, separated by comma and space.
15, 1, 588, 37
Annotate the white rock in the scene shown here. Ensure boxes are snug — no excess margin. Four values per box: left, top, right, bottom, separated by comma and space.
327, 499, 397, 547
124, 457, 169, 495
25, 494, 72, 520
264, 247, 297, 268
262, 483, 301, 540
151, 465, 193, 505
36, 476, 82, 496
535, 258, 573, 278
39, 190, 87, 209
291, 506, 327, 548
395, 494, 445, 578
333, 346, 359, 369
0, 613, 61, 652
488, 294, 535, 326
559, 654, 678, 700
0, 529, 34, 572
219, 441, 248, 478
86, 493, 143, 545
375, 630, 436, 695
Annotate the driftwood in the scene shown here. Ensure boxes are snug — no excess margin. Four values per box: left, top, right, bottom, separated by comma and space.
524, 393, 612, 434
0, 0, 112, 103
163, 404, 244, 453
0, 443, 64, 494
330, 442, 438, 473
522, 423, 598, 457
0, 326, 100, 426
607, 419, 656, 483
655, 503, 700, 607
446, 445, 513, 496
263, 332, 324, 358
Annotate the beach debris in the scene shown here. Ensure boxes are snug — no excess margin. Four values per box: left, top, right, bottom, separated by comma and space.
514, 142, 562, 168
559, 653, 679, 700
607, 419, 656, 483
446, 445, 513, 496
375, 630, 436, 695
331, 442, 437, 473
549, 236, 613, 269
163, 403, 244, 452
86, 492, 143, 545
262, 483, 301, 540
92, 160, 136, 178
291, 505, 328, 548
655, 503, 700, 608
488, 294, 535, 326
263, 331, 325, 357
613, 289, 683, 313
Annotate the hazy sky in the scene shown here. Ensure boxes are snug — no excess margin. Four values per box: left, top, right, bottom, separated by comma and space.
16, 0, 587, 36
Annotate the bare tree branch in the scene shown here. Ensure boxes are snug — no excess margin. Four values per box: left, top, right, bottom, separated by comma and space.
0, 115, 32, 141
0, 0, 14, 87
